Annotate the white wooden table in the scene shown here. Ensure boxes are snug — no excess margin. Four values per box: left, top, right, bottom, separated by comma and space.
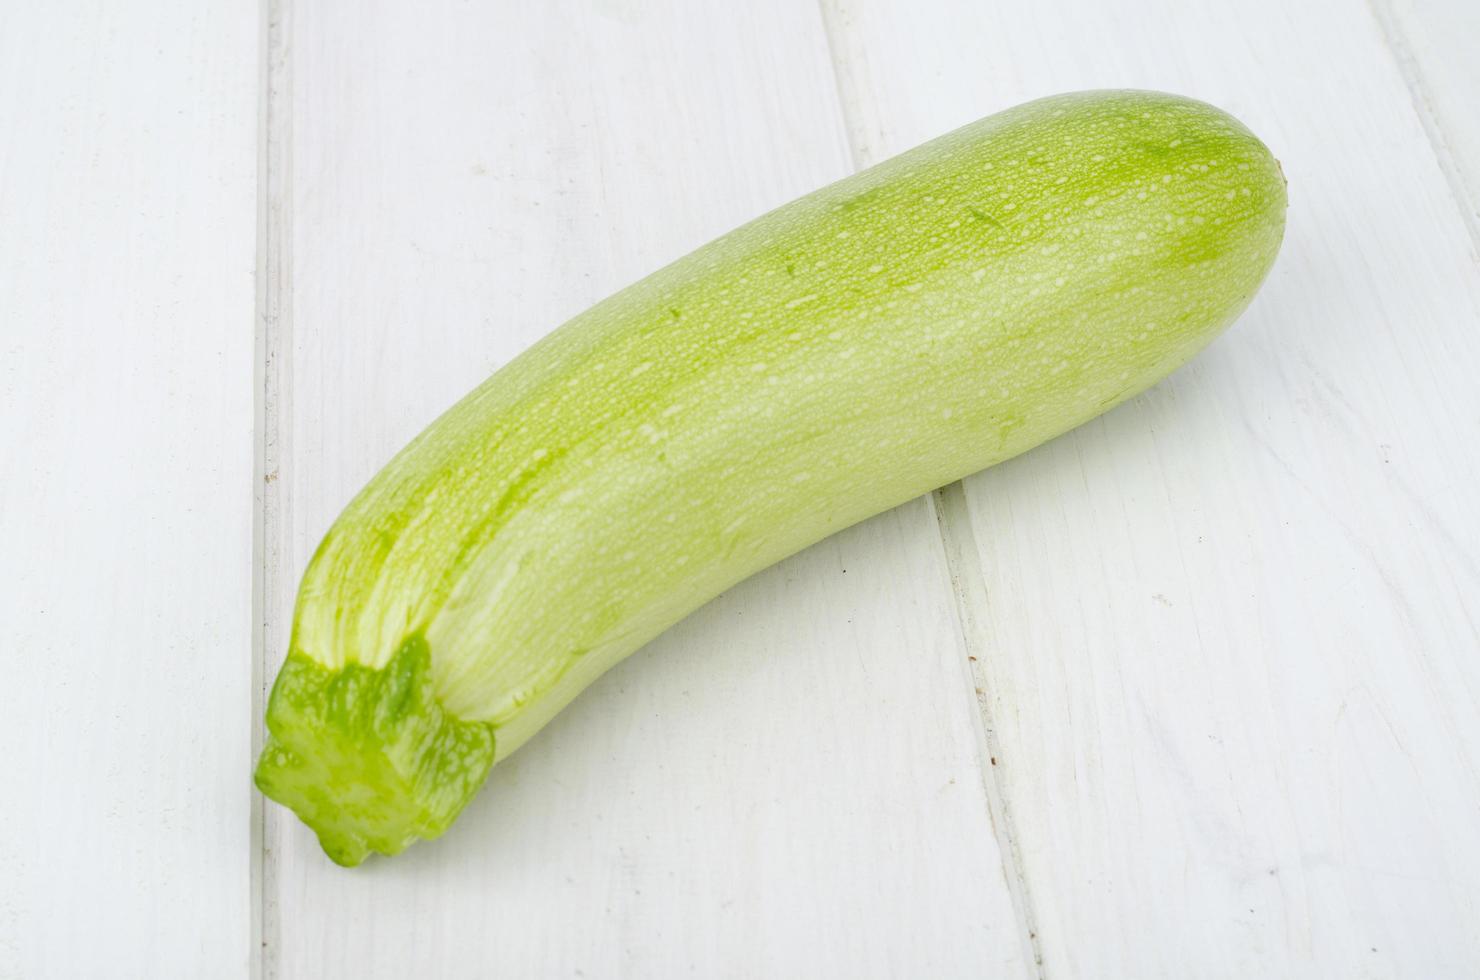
4, 1, 1479, 977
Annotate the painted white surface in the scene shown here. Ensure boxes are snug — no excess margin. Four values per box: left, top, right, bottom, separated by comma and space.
260, 1, 1025, 977
823, 0, 1480, 976
4, 0, 1479, 977
0, 1, 259, 977
1380, 0, 1480, 243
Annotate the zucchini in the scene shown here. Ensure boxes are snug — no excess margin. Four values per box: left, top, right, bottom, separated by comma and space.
256, 89, 1286, 865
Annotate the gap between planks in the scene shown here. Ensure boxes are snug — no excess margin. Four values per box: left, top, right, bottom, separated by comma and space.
1365, 0, 1480, 260
253, 0, 293, 975
814, 1, 1047, 975
931, 485, 1047, 978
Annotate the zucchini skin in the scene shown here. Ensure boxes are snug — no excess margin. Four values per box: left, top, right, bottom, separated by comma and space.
257, 89, 1286, 864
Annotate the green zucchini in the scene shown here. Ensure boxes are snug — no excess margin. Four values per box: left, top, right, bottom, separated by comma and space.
256, 89, 1286, 865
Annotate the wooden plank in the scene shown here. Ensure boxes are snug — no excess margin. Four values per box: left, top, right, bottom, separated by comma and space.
0, 1, 259, 976
1376, 0, 1480, 246
263, 1, 1027, 976
821, 0, 1480, 976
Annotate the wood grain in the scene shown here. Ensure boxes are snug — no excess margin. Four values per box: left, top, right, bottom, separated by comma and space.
261, 0, 1026, 976
0, 1, 259, 976
822, 0, 1480, 976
